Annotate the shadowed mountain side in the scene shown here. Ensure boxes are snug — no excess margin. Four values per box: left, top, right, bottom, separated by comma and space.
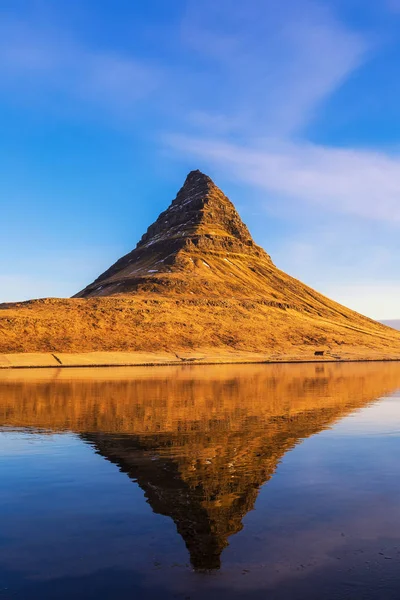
1, 171, 400, 357
1, 363, 400, 569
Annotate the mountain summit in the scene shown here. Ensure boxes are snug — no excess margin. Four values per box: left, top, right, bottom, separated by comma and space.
137, 169, 259, 251
74, 170, 272, 298
2, 170, 400, 359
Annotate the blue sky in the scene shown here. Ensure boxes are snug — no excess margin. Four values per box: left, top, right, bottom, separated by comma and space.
0, 0, 399, 319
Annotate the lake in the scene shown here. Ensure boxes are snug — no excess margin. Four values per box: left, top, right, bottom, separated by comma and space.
1, 362, 400, 599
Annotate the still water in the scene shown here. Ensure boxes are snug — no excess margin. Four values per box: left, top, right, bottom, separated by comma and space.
1, 362, 400, 599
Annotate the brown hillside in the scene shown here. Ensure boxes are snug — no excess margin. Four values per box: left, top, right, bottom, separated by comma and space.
1, 170, 400, 358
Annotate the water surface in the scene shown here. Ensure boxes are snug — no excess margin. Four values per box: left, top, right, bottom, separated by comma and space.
1, 362, 400, 599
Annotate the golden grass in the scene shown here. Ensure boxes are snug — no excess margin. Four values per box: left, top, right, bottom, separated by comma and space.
2, 245, 400, 359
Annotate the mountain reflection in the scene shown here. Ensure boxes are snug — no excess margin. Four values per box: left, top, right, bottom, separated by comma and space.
1, 362, 400, 570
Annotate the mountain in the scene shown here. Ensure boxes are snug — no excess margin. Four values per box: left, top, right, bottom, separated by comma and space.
1, 170, 400, 359
75, 169, 271, 299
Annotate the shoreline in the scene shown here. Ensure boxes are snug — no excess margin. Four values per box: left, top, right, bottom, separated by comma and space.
1, 350, 400, 370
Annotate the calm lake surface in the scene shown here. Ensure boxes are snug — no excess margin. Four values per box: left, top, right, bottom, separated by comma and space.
1, 362, 400, 599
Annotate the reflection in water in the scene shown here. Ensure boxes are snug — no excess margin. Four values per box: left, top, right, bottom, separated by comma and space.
1, 362, 400, 571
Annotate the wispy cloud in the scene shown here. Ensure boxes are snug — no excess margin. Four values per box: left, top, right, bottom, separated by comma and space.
181, 0, 369, 136
161, 0, 400, 229
164, 1, 400, 318
0, 2, 369, 133
167, 1, 397, 223
167, 135, 400, 223
0, 18, 160, 116
0, 1, 397, 317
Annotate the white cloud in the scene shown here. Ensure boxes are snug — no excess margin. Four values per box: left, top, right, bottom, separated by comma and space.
167, 135, 400, 223
166, 2, 399, 224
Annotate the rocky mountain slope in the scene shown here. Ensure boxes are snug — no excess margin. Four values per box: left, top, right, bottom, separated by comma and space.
1, 170, 400, 358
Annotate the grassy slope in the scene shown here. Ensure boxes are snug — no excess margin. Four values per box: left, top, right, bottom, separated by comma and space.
1, 249, 400, 357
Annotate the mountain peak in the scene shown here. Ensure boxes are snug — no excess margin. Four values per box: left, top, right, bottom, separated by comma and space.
75, 170, 272, 298
137, 169, 253, 249
185, 168, 212, 182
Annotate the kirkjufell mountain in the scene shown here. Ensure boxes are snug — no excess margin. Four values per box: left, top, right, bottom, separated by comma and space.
74, 169, 273, 298
1, 170, 400, 360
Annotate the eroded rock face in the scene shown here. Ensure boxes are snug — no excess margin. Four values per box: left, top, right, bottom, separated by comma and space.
138, 170, 259, 252
74, 170, 272, 298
